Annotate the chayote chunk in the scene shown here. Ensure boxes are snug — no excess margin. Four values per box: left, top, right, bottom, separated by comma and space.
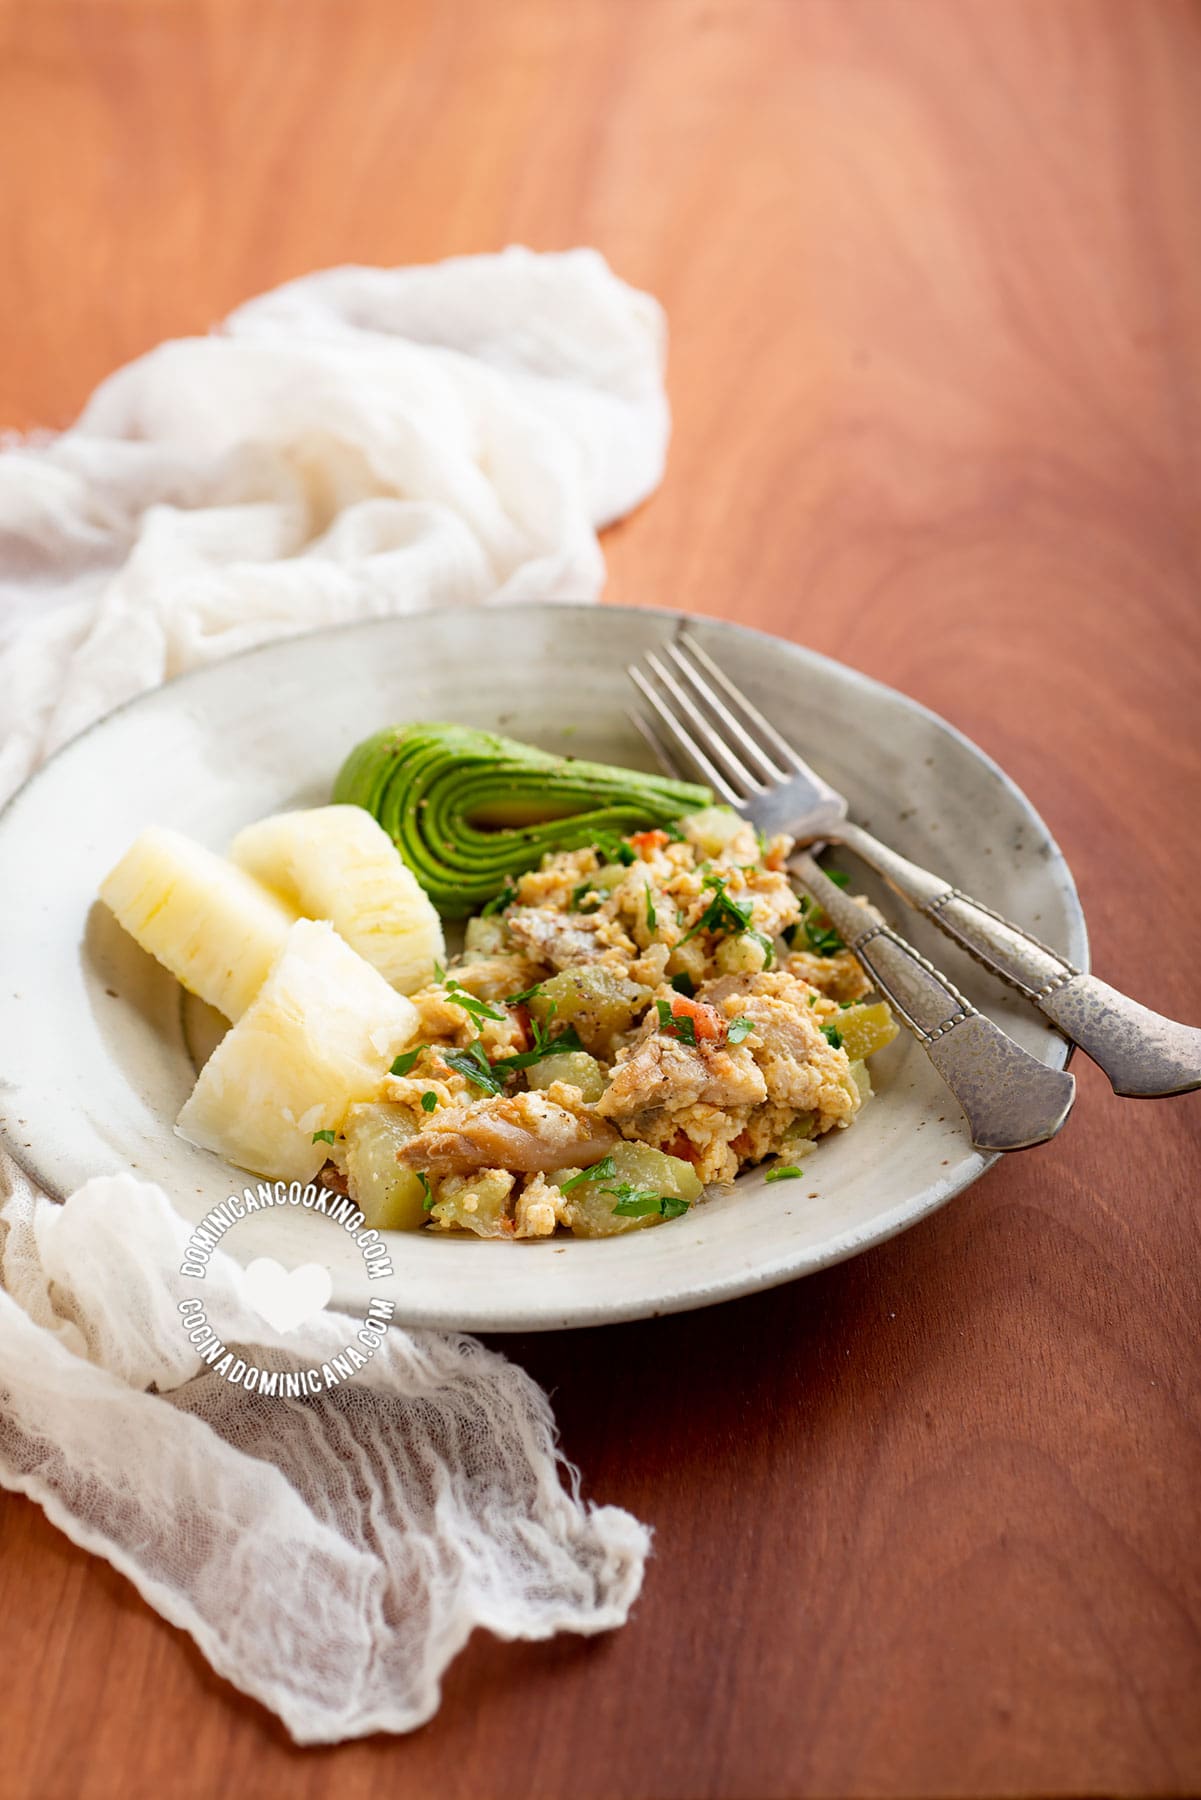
681, 806, 748, 858
555, 1139, 702, 1238
525, 1050, 607, 1102
429, 1168, 515, 1238
715, 931, 770, 976
847, 1058, 873, 1107
779, 1111, 818, 1160
833, 1001, 899, 1061
592, 862, 630, 892
342, 1103, 430, 1232
529, 965, 652, 1054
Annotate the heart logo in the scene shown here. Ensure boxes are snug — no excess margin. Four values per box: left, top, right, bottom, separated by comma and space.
242, 1257, 333, 1334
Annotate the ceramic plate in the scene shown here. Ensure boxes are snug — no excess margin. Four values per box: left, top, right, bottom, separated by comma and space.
0, 604, 1086, 1331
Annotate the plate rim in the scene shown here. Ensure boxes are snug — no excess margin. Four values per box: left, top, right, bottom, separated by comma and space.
0, 600, 1088, 1329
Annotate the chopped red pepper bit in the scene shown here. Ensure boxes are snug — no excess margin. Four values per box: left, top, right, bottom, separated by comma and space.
666, 993, 726, 1041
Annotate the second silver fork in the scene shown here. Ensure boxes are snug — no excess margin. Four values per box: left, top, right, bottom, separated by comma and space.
629, 640, 1079, 1154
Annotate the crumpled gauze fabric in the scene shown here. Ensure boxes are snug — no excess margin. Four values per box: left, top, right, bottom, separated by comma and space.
0, 248, 665, 1742
0, 245, 669, 803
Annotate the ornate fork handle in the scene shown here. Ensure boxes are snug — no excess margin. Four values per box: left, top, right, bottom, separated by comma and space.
793, 855, 1075, 1152
833, 821, 1201, 1099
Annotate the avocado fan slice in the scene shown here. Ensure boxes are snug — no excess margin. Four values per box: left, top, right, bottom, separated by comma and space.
333, 722, 711, 917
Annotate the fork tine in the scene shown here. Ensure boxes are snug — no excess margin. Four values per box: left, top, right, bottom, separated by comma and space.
626, 706, 687, 781
665, 639, 788, 782
644, 650, 765, 797
628, 665, 742, 803
678, 630, 809, 774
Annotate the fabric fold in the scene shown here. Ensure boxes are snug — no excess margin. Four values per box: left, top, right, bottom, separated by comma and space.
0, 248, 665, 1739
0, 246, 669, 808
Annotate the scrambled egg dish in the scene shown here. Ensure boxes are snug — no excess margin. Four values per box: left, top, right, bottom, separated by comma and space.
323, 809, 898, 1238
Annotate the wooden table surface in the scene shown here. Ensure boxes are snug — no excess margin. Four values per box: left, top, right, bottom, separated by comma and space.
3, 2, 1200, 1796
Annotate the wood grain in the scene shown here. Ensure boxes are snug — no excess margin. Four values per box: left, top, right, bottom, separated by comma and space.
2, 1, 1200, 1795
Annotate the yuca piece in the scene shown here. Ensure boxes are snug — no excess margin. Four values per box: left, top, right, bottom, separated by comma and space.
175, 918, 420, 1182
100, 826, 296, 1021
229, 804, 444, 995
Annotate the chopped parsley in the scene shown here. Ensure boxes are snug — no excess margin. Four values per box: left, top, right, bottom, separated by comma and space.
670, 971, 696, 997
747, 928, 776, 967
765, 1165, 803, 1183
825, 869, 851, 888
444, 1043, 506, 1095
821, 1023, 844, 1049
726, 1014, 755, 1044
443, 978, 507, 1024
491, 1015, 586, 1074
679, 872, 753, 943
570, 881, 602, 913
390, 1046, 425, 1077
311, 1129, 336, 1146
645, 885, 658, 932
655, 998, 697, 1046
593, 832, 637, 865
679, 873, 774, 966
798, 895, 845, 957
505, 980, 544, 1006
418, 1172, 435, 1212
420, 1090, 438, 1112
557, 1155, 617, 1194
607, 1182, 691, 1220
481, 885, 516, 916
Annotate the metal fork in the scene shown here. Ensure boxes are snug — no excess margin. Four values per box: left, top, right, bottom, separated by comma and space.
629, 641, 1075, 1153
630, 632, 1201, 1124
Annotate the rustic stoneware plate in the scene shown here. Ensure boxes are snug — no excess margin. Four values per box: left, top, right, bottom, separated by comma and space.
0, 603, 1086, 1331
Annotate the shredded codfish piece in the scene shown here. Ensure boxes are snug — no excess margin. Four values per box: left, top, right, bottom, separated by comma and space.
397, 1090, 619, 1176
597, 1034, 767, 1121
